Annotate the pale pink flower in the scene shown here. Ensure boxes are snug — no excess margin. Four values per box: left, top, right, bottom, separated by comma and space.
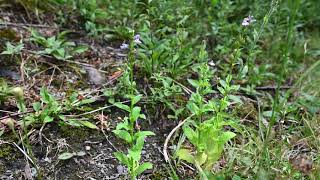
242, 15, 256, 26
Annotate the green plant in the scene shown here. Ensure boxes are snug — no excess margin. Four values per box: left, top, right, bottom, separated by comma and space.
78, 0, 108, 36
150, 74, 184, 120
1, 41, 24, 57
25, 87, 63, 125
112, 31, 155, 179
24, 87, 97, 129
138, 30, 195, 79
176, 64, 239, 179
113, 95, 155, 179
30, 29, 87, 60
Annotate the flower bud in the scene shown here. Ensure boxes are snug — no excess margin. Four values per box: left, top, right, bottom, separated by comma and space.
10, 87, 24, 99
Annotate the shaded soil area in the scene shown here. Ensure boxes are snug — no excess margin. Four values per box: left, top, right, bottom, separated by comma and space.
1, 117, 169, 179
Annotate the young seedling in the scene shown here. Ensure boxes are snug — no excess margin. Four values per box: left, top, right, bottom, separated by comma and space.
30, 29, 87, 60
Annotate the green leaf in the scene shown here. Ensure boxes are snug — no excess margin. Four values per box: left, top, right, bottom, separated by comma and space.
44, 116, 54, 123
114, 152, 129, 166
183, 125, 197, 146
132, 95, 142, 105
73, 45, 88, 54
66, 119, 82, 127
219, 79, 227, 89
135, 162, 153, 176
32, 102, 41, 112
187, 79, 199, 88
113, 129, 132, 143
133, 131, 155, 152
128, 148, 142, 162
139, 113, 146, 119
79, 98, 95, 105
217, 86, 225, 95
114, 102, 130, 112
58, 152, 74, 160
211, 0, 218, 6
116, 120, 130, 130
40, 87, 50, 103
134, 131, 155, 140
187, 102, 199, 115
59, 115, 65, 121
219, 131, 236, 144
79, 120, 98, 129
195, 152, 207, 166
130, 106, 141, 123
240, 65, 248, 78
228, 95, 242, 104
176, 149, 194, 164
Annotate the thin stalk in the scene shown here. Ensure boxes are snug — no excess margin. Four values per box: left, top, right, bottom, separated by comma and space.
247, 0, 278, 81
261, 0, 300, 171
19, 98, 43, 179
128, 40, 135, 96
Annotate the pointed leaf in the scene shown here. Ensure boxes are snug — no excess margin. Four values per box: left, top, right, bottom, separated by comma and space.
219, 131, 236, 144
195, 152, 207, 166
130, 106, 141, 123
32, 102, 41, 112
114, 102, 130, 112
135, 162, 153, 176
79, 120, 98, 129
132, 95, 142, 105
129, 148, 142, 162
44, 116, 54, 123
113, 129, 132, 143
187, 79, 199, 88
58, 152, 74, 160
176, 149, 194, 164
114, 152, 129, 166
183, 125, 197, 146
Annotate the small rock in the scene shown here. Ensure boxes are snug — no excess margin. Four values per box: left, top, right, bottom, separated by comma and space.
83, 66, 105, 85
43, 157, 52, 163
116, 165, 124, 174
85, 146, 91, 151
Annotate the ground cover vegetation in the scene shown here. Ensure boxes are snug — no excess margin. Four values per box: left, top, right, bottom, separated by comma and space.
0, 0, 319, 179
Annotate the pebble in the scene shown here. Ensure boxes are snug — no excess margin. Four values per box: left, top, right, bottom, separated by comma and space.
83, 66, 105, 85
145, 154, 150, 159
85, 145, 91, 151
116, 165, 124, 174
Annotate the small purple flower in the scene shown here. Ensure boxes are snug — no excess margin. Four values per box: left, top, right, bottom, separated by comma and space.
133, 34, 142, 44
242, 15, 256, 26
120, 43, 129, 49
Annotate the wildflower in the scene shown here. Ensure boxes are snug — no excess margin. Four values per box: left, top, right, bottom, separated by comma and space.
242, 15, 256, 26
133, 34, 142, 44
120, 43, 129, 49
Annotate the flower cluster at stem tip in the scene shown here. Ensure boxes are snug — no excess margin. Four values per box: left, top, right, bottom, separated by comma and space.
120, 34, 141, 50
242, 15, 256, 26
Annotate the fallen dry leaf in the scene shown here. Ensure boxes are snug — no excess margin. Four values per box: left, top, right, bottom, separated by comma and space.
290, 154, 313, 174
108, 70, 122, 80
